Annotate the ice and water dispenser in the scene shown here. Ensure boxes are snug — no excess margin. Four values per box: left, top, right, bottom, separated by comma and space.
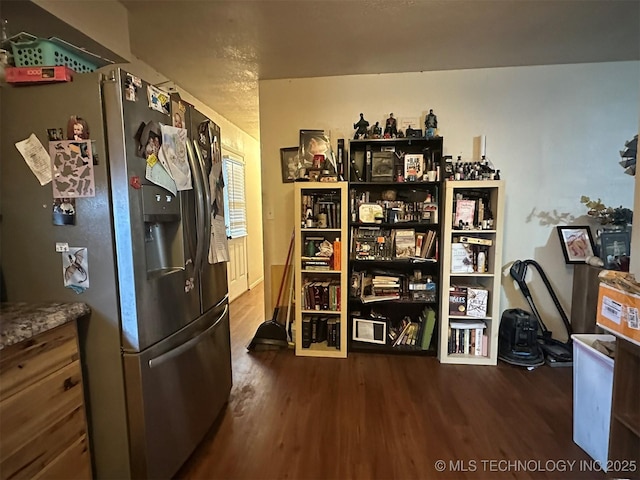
141, 184, 184, 276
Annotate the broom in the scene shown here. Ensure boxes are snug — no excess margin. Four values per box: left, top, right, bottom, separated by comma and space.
247, 230, 294, 350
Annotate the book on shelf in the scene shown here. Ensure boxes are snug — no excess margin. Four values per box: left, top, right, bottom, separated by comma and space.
448, 319, 486, 355
403, 153, 423, 181
453, 199, 476, 228
420, 307, 437, 350
465, 286, 488, 318
302, 317, 312, 348
449, 285, 468, 315
332, 238, 341, 270
450, 242, 474, 273
458, 236, 493, 246
392, 317, 414, 347
421, 230, 438, 259
394, 229, 416, 258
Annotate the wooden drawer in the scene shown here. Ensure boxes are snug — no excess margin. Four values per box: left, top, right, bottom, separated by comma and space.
0, 322, 79, 402
1, 405, 88, 480
0, 361, 85, 476
32, 434, 91, 480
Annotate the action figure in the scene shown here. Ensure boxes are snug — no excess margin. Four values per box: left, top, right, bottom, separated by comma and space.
353, 113, 370, 139
425, 109, 438, 138
371, 121, 382, 138
384, 113, 397, 138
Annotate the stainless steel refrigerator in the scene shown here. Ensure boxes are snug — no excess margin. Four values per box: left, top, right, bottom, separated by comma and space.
0, 68, 232, 479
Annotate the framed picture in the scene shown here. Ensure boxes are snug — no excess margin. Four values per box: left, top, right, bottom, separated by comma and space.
599, 230, 631, 269
352, 317, 387, 344
299, 130, 336, 173
280, 147, 299, 183
556, 226, 596, 264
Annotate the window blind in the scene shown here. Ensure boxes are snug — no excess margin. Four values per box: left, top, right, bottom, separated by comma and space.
222, 155, 247, 238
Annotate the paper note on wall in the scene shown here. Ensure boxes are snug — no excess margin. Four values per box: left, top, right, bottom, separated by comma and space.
15, 133, 52, 185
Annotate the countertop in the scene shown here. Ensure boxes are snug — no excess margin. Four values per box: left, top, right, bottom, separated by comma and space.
0, 302, 91, 351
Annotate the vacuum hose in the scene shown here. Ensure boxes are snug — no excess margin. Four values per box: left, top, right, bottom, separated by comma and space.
509, 259, 573, 345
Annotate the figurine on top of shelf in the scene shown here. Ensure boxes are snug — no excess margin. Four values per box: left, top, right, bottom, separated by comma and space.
370, 121, 382, 138
425, 109, 438, 139
353, 113, 370, 139
384, 113, 398, 138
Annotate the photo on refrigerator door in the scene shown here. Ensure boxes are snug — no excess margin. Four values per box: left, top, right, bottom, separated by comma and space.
62, 247, 90, 292
52, 197, 76, 225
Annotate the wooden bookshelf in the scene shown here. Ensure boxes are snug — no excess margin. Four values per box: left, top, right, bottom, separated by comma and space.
608, 337, 640, 468
347, 137, 444, 355
294, 182, 348, 358
438, 180, 505, 365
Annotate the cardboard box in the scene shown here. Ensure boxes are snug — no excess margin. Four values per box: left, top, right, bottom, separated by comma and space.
572, 334, 615, 469
596, 283, 640, 346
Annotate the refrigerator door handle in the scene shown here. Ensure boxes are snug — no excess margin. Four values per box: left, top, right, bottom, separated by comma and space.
185, 139, 206, 275
193, 139, 212, 272
148, 303, 228, 369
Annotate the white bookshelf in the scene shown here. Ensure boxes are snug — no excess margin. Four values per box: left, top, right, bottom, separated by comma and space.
438, 180, 505, 365
294, 182, 348, 358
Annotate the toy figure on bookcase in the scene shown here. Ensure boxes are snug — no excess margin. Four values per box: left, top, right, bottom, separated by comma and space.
353, 113, 370, 139
384, 113, 398, 138
425, 109, 438, 138
370, 122, 382, 138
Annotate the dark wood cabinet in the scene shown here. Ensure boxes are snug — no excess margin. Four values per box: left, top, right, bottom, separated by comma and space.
608, 337, 640, 474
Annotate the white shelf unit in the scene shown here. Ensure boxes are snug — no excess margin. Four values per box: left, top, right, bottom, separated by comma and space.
438, 180, 505, 365
294, 182, 348, 358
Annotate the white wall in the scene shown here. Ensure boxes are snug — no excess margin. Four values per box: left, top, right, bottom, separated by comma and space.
36, 0, 264, 289
259, 62, 639, 335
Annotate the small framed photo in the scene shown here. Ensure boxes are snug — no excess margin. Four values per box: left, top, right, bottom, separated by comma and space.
352, 317, 387, 344
599, 230, 631, 269
556, 226, 596, 264
280, 147, 299, 183
307, 168, 322, 182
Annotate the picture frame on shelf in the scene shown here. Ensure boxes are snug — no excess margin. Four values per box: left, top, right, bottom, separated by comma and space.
299, 130, 337, 174
371, 151, 395, 182
556, 226, 596, 264
598, 230, 631, 269
280, 147, 299, 183
352, 317, 387, 344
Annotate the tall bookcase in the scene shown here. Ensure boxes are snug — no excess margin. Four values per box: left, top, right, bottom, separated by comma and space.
347, 137, 444, 355
294, 182, 348, 358
438, 180, 505, 365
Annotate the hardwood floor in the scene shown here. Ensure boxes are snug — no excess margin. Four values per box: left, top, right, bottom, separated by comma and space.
176, 282, 605, 480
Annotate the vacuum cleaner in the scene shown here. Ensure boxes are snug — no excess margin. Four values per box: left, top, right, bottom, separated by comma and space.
499, 259, 573, 368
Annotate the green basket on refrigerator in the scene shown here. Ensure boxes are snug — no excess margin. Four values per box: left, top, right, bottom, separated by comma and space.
9, 32, 110, 73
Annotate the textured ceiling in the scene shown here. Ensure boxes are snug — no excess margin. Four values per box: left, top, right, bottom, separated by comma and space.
121, 1, 639, 140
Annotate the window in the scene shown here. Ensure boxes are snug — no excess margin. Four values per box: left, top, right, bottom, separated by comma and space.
222, 153, 247, 238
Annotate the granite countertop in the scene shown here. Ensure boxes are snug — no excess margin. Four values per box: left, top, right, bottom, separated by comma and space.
0, 302, 91, 351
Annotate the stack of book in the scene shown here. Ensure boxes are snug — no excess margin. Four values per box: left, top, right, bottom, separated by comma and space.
413, 230, 438, 261
302, 280, 341, 311
371, 275, 401, 300
447, 319, 487, 356
352, 271, 402, 303
387, 306, 437, 350
301, 316, 341, 349
301, 256, 332, 270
